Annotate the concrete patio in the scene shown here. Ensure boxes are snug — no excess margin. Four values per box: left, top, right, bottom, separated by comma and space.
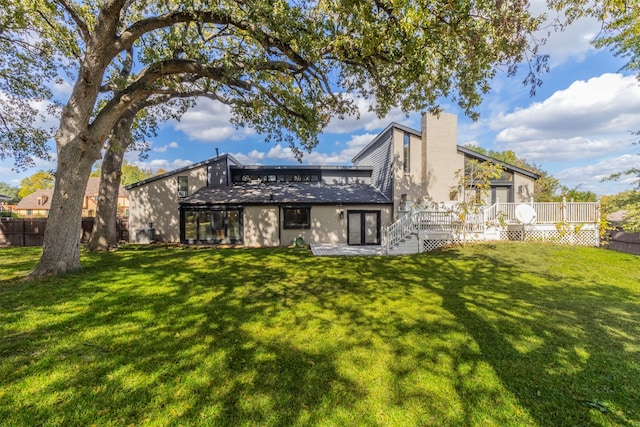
310, 243, 383, 256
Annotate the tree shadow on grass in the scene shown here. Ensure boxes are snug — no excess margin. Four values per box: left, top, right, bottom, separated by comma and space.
0, 248, 369, 426
1, 244, 639, 425
405, 246, 640, 426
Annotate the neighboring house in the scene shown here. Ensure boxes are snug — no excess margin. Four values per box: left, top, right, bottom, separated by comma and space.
15, 177, 130, 218
127, 112, 539, 247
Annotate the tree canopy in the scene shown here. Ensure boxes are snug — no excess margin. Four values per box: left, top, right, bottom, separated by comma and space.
0, 182, 20, 202
18, 170, 55, 198
91, 160, 152, 187
548, 0, 640, 76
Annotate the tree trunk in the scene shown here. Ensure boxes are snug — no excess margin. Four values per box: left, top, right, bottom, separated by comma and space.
29, 138, 99, 276
86, 143, 124, 251
86, 120, 131, 251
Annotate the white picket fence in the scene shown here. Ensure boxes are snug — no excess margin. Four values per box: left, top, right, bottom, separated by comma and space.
383, 199, 601, 254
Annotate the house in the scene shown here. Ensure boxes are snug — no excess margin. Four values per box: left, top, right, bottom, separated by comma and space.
127, 112, 539, 247
15, 177, 130, 218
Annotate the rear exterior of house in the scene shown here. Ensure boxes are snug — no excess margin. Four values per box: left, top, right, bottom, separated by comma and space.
127, 155, 393, 246
127, 112, 539, 247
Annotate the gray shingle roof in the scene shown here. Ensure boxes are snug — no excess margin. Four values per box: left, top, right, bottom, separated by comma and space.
180, 183, 391, 205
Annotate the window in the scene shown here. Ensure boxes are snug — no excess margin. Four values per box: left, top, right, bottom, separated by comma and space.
177, 176, 188, 197
403, 132, 410, 173
283, 207, 311, 229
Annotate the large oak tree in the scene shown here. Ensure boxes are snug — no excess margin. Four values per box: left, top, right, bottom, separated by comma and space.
2, 0, 549, 276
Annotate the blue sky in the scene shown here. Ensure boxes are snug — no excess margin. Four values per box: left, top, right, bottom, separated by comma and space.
1, 3, 638, 196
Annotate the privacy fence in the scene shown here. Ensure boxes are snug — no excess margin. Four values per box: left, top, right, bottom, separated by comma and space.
0, 218, 129, 247
608, 230, 640, 256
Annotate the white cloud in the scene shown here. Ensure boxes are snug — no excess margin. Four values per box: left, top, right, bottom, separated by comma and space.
230, 149, 266, 164
153, 141, 179, 153
135, 158, 194, 173
266, 144, 297, 162
325, 94, 413, 134
226, 133, 378, 166
530, 0, 599, 66
173, 99, 254, 142
492, 73, 640, 163
554, 153, 639, 194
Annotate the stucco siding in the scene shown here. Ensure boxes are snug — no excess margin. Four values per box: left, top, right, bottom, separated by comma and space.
129, 165, 208, 243
280, 204, 392, 246
514, 174, 535, 203
393, 128, 428, 216
243, 206, 279, 247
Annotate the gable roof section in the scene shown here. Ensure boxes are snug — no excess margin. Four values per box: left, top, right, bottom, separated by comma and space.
15, 189, 53, 210
352, 122, 419, 164
180, 183, 391, 206
15, 177, 129, 211
126, 154, 241, 190
457, 146, 540, 180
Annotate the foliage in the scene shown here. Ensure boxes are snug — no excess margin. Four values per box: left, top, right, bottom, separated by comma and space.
0, 0, 58, 169
1, 0, 549, 165
1, 243, 639, 425
561, 186, 598, 202
91, 160, 152, 187
601, 190, 640, 231
461, 145, 600, 202
0, 182, 20, 202
548, 0, 640, 76
17, 170, 55, 198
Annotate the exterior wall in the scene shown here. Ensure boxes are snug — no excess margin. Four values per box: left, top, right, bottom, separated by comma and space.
15, 208, 49, 218
423, 113, 463, 203
513, 173, 535, 203
243, 206, 279, 247
279, 204, 392, 246
129, 164, 208, 242
392, 127, 426, 218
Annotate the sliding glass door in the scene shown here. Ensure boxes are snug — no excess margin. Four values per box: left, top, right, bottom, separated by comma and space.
181, 208, 243, 244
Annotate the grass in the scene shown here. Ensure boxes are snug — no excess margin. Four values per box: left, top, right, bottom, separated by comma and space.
0, 242, 639, 426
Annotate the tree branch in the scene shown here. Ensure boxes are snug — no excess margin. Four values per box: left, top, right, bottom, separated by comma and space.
54, 0, 90, 42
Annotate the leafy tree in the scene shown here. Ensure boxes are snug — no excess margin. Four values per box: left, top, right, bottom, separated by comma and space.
18, 170, 55, 198
559, 186, 598, 202
601, 190, 640, 231
462, 145, 560, 201
0, 182, 20, 202
91, 160, 153, 187
548, 0, 640, 76
3, 1, 548, 276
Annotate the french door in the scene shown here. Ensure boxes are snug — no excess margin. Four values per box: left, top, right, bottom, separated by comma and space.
347, 210, 380, 245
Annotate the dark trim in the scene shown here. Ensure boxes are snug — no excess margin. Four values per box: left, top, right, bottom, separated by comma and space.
347, 210, 381, 245
180, 206, 244, 245
282, 206, 311, 229
457, 146, 540, 180
126, 154, 241, 190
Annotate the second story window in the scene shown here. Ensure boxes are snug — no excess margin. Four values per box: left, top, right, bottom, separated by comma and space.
177, 176, 188, 198
403, 132, 410, 173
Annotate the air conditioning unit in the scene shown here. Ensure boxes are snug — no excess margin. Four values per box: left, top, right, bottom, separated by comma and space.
178, 191, 187, 198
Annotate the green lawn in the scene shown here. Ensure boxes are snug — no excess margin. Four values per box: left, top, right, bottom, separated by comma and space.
1, 243, 639, 426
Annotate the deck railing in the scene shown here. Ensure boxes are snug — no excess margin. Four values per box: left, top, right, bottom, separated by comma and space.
384, 199, 600, 253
